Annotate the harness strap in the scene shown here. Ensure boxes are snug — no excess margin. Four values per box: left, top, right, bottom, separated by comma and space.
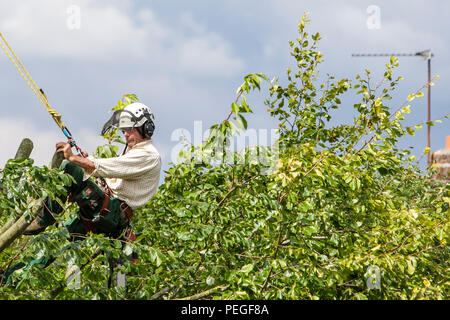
119, 201, 133, 221
99, 192, 110, 216
80, 192, 110, 234
80, 217, 95, 234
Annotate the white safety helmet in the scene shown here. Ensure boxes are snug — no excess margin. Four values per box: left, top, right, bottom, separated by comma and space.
118, 103, 154, 128
102, 102, 155, 138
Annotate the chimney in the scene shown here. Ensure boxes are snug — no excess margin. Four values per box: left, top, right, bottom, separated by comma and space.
431, 135, 450, 181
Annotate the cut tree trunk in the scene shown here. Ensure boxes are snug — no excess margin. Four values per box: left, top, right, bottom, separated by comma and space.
0, 139, 63, 253
13, 138, 33, 160
0, 138, 34, 235
0, 199, 43, 252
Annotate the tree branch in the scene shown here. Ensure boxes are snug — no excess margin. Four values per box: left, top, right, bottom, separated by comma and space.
175, 284, 230, 300
261, 225, 285, 292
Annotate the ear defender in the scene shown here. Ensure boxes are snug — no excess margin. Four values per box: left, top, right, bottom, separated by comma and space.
142, 109, 155, 138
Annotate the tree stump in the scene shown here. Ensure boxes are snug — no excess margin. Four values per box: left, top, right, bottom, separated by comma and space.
0, 139, 63, 252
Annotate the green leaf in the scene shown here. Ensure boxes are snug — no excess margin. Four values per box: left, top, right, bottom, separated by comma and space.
395, 112, 404, 120
156, 251, 165, 267
231, 103, 239, 115
177, 232, 191, 241
303, 225, 317, 236
374, 97, 382, 107
299, 200, 313, 212
406, 258, 416, 275
415, 92, 424, 98
239, 264, 254, 274
406, 127, 415, 136
237, 114, 248, 130
401, 105, 411, 114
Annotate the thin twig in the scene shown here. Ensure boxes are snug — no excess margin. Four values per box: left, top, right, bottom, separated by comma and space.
261, 225, 285, 292
175, 284, 230, 300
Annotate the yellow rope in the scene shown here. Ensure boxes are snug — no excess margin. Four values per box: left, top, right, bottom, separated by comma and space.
0, 32, 64, 128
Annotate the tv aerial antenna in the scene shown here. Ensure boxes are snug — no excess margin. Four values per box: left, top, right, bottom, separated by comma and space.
351, 50, 434, 166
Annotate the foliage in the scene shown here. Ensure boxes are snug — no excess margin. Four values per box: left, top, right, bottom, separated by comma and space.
0, 13, 448, 300
0, 158, 74, 225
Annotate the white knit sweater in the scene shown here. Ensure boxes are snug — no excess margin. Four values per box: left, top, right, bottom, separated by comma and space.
84, 140, 161, 210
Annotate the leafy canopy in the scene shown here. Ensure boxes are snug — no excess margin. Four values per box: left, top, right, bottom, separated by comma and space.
0, 13, 448, 300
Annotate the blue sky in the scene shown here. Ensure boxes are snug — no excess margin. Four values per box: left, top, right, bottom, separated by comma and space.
1, 0, 448, 182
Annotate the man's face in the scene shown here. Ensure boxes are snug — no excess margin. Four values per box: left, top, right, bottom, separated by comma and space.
121, 127, 144, 148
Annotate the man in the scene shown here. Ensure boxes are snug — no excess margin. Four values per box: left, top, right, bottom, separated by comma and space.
24, 102, 161, 238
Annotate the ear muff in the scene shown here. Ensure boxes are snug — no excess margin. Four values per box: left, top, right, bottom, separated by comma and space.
142, 109, 155, 138
143, 120, 155, 138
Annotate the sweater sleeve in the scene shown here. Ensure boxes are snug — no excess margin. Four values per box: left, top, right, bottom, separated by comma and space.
92, 148, 160, 179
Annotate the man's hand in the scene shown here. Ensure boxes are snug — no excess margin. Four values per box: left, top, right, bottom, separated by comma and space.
56, 141, 95, 173
56, 142, 74, 161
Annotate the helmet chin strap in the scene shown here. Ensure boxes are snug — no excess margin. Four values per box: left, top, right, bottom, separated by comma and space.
122, 143, 128, 155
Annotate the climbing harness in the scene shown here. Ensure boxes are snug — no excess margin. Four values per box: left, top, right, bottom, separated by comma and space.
0, 32, 87, 157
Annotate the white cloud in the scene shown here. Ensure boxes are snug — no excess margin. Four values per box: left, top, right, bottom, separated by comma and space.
0, 0, 165, 60
174, 12, 244, 76
177, 34, 244, 77
72, 127, 108, 157
0, 117, 60, 168
0, 0, 244, 77
326, 3, 447, 53
248, 1, 448, 65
